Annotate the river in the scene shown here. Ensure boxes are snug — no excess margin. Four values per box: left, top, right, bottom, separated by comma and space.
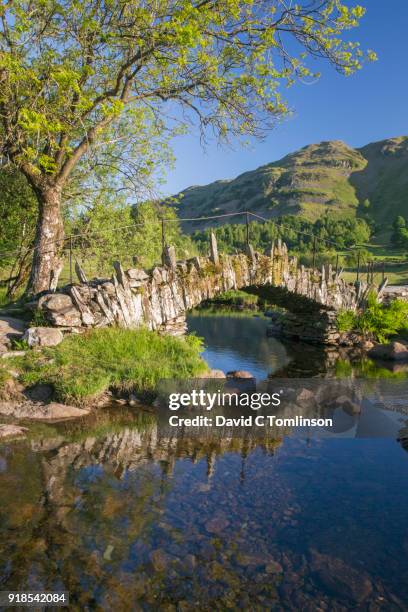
0, 311, 407, 610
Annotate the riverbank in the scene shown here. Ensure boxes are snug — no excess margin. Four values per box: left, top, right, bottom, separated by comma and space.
0, 327, 208, 422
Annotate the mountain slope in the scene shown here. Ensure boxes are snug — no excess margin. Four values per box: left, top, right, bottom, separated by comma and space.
173, 137, 408, 231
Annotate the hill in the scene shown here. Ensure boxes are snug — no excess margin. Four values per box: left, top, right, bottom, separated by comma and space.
173, 137, 408, 231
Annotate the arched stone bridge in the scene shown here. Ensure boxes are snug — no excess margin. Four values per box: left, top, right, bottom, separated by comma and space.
37, 236, 383, 345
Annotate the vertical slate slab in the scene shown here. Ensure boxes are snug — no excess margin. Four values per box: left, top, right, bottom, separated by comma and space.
163, 245, 177, 269
75, 261, 88, 284
210, 232, 219, 264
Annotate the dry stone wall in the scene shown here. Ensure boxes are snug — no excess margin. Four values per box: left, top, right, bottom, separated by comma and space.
37, 238, 377, 343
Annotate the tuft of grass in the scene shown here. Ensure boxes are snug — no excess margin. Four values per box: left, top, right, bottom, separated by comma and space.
18, 327, 208, 404
208, 289, 259, 307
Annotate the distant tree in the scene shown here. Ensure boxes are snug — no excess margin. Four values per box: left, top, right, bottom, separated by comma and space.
391, 216, 408, 248
0, 1, 375, 294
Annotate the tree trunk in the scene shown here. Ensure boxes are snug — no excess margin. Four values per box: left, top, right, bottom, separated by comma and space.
26, 185, 65, 295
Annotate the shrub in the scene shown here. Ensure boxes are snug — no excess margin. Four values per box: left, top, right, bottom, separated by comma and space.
337, 309, 357, 333
357, 294, 408, 342
337, 294, 408, 343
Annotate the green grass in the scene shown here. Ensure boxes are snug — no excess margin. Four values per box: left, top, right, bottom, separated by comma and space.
13, 327, 208, 404
207, 289, 259, 307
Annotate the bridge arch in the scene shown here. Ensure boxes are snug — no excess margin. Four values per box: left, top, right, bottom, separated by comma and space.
37, 235, 377, 344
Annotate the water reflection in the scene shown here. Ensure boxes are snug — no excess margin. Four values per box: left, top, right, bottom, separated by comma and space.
1, 404, 408, 610
2, 312, 408, 609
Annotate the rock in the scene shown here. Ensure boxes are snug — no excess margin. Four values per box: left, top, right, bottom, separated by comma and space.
0, 316, 26, 351
209, 232, 219, 265
48, 308, 82, 327
127, 268, 149, 281
39, 293, 73, 312
150, 549, 171, 572
265, 561, 283, 574
0, 424, 28, 439
226, 370, 254, 379
205, 515, 229, 534
334, 395, 361, 415
1, 350, 26, 359
310, 550, 373, 603
0, 401, 90, 420
368, 341, 408, 361
196, 369, 226, 379
295, 387, 316, 405
23, 327, 64, 348
43, 402, 90, 419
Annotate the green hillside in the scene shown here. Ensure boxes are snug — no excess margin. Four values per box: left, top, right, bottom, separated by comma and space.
173, 137, 408, 231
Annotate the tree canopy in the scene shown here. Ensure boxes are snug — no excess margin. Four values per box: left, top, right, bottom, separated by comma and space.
0, 0, 375, 293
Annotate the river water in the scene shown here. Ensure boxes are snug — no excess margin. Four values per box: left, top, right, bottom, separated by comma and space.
0, 311, 407, 610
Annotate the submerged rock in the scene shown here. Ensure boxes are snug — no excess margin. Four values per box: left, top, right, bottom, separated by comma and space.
310, 549, 373, 603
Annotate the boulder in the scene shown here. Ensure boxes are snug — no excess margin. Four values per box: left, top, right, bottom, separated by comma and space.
0, 401, 90, 420
0, 316, 26, 352
23, 326, 64, 348
368, 341, 408, 361
39, 293, 73, 312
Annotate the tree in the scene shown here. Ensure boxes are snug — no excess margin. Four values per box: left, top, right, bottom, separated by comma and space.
0, 1, 375, 294
391, 216, 408, 248
0, 167, 38, 296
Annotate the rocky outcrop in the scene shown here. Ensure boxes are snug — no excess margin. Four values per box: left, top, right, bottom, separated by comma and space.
33, 238, 378, 343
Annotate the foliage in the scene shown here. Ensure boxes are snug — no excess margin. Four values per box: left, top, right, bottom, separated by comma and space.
337, 309, 357, 333
17, 327, 208, 403
0, 168, 37, 261
192, 216, 371, 257
0, 167, 37, 278
0, 1, 373, 180
357, 294, 408, 343
390, 216, 408, 249
337, 295, 408, 342
0, 1, 374, 292
69, 199, 196, 274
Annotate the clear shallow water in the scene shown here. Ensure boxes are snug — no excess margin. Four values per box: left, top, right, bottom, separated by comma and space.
0, 312, 408, 610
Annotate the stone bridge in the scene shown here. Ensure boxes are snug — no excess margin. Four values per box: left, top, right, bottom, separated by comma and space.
37, 236, 382, 344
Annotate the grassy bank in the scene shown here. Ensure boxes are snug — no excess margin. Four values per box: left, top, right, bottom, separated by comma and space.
4, 327, 208, 404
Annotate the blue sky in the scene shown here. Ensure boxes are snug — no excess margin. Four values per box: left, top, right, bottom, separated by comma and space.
163, 0, 408, 195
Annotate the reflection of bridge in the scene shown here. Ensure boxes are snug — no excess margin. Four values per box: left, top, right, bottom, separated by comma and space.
37, 233, 383, 343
